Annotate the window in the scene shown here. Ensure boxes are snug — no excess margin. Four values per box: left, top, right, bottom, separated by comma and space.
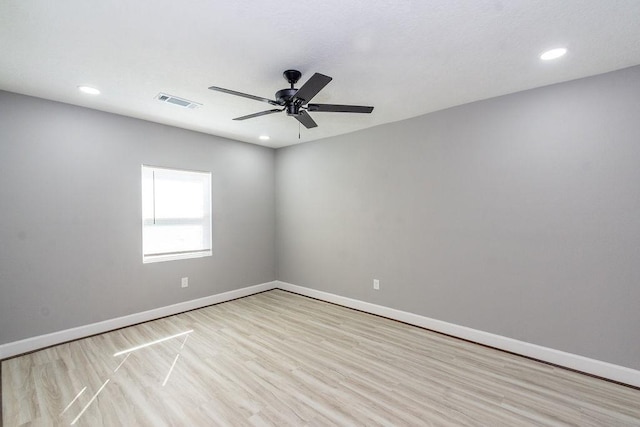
141, 165, 212, 263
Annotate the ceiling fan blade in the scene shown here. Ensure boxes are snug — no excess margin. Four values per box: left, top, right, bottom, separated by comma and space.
307, 104, 374, 113
208, 86, 279, 106
294, 110, 318, 129
293, 73, 332, 105
233, 109, 282, 121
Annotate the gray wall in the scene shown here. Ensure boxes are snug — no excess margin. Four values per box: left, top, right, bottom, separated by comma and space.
2, 66, 640, 371
276, 66, 640, 370
0, 91, 276, 344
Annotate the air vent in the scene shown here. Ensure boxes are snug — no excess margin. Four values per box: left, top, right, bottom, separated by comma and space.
155, 93, 202, 109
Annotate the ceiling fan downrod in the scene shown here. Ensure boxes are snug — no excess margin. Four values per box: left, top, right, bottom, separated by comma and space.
283, 69, 302, 88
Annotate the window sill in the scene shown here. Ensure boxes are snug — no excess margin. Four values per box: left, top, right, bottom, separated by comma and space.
143, 250, 212, 264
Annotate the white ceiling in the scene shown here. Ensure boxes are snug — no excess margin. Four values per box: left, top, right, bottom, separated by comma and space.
2, 1, 640, 148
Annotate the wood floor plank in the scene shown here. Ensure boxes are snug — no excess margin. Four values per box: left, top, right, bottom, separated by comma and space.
2, 289, 640, 426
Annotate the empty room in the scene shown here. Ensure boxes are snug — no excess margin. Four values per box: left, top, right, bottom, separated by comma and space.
1, 1, 640, 425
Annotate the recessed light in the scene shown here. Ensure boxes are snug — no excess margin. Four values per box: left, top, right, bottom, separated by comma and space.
540, 48, 567, 61
259, 135, 270, 141
78, 85, 100, 95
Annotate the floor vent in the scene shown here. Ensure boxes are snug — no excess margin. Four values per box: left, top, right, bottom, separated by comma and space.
155, 93, 202, 109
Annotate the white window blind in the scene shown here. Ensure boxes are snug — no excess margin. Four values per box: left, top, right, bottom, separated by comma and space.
141, 165, 212, 263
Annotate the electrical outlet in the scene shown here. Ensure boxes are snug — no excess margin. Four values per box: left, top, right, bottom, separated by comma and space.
373, 279, 380, 290
181, 277, 189, 288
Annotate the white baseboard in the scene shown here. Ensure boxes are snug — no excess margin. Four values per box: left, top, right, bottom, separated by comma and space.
275, 281, 640, 388
4, 280, 639, 388
0, 281, 277, 360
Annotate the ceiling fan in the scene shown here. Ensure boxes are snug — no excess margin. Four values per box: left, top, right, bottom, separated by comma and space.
208, 70, 374, 129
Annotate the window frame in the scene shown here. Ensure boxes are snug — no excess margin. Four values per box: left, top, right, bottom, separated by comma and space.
141, 165, 212, 264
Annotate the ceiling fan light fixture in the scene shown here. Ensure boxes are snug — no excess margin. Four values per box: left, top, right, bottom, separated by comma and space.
78, 85, 100, 95
540, 47, 567, 61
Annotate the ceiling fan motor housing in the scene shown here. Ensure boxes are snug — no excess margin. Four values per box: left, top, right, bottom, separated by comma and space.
275, 88, 298, 106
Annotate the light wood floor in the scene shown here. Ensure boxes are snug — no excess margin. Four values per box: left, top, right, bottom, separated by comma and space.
2, 290, 640, 426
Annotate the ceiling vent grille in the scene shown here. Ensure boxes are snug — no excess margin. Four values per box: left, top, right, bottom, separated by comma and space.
155, 93, 201, 109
